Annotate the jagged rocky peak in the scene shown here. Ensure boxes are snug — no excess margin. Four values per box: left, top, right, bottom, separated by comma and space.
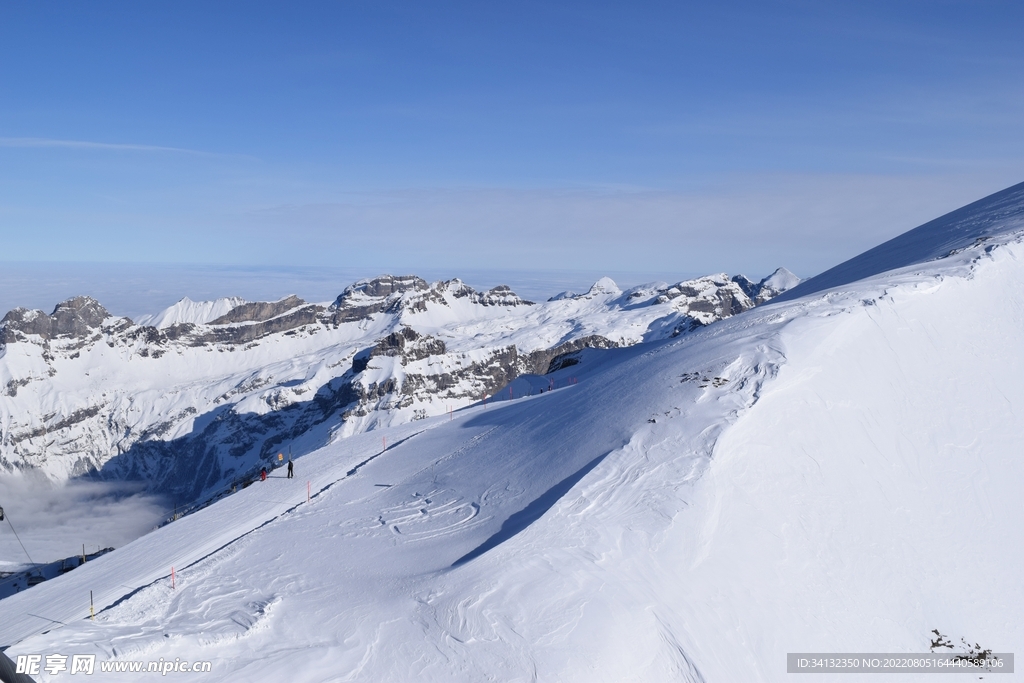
209, 295, 308, 325
731, 268, 801, 305
1, 295, 116, 343
327, 275, 430, 323
1, 307, 51, 342
651, 274, 760, 337
438, 278, 477, 299
334, 275, 429, 306
756, 267, 800, 302
473, 284, 533, 307
656, 274, 738, 305
328, 275, 532, 324
435, 278, 532, 306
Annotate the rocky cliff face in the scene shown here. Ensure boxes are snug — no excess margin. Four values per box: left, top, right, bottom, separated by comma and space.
0, 271, 796, 504
0, 296, 123, 344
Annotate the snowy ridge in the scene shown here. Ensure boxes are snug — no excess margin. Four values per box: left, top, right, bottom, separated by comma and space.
134, 297, 248, 329
1, 183, 1022, 681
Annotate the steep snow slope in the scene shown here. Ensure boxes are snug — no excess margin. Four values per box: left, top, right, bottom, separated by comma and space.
134, 297, 247, 329
775, 179, 1024, 302
2, 185, 1022, 681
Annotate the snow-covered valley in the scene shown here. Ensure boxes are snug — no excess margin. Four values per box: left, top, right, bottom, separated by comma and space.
2, 181, 1024, 681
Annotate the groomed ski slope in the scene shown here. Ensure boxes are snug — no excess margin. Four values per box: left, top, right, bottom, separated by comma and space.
4, 183, 1024, 681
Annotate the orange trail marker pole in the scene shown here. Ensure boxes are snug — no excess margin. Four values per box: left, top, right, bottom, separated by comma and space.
171, 566, 175, 590
90, 590, 95, 620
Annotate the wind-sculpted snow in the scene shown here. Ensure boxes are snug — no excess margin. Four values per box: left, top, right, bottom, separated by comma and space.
0, 272, 790, 508
2, 187, 1024, 681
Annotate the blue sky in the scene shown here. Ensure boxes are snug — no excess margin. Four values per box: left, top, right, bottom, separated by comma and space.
1, 0, 1023, 300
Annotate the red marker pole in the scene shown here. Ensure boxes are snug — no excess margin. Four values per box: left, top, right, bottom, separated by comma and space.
171, 566, 175, 590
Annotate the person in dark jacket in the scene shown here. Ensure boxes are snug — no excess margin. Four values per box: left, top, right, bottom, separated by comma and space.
287, 458, 294, 479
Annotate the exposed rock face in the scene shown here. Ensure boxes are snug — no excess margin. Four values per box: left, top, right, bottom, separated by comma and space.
341, 274, 429, 300
0, 296, 113, 343
195, 304, 325, 346
208, 295, 307, 325
730, 275, 760, 300
0, 270, 795, 503
520, 335, 619, 375
329, 276, 431, 323
731, 269, 802, 306
472, 285, 533, 307
0, 309, 50, 343
656, 275, 750, 317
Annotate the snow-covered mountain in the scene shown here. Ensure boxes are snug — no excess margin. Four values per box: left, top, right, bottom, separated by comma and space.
2, 182, 1024, 681
0, 270, 795, 504
134, 297, 248, 329
2, 182, 1022, 682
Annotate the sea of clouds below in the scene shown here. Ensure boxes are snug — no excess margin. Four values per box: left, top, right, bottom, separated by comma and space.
0, 474, 169, 569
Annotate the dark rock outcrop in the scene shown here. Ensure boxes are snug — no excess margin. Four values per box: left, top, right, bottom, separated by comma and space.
208, 295, 307, 325
1, 296, 113, 344
195, 304, 325, 345
521, 335, 619, 375
474, 285, 534, 307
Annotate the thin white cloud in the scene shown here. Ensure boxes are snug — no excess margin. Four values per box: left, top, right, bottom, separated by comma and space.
0, 136, 248, 159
